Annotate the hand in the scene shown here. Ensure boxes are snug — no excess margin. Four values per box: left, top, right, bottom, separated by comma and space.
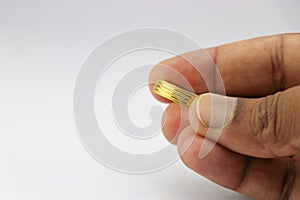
149, 34, 300, 200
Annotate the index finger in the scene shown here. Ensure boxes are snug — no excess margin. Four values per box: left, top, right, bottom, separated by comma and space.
149, 33, 300, 102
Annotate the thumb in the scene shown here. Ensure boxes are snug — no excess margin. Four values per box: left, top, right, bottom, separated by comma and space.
188, 86, 300, 158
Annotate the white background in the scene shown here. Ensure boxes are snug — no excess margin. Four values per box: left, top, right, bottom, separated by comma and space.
1, 0, 300, 199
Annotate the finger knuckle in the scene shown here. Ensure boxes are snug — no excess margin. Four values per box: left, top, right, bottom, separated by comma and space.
250, 93, 284, 145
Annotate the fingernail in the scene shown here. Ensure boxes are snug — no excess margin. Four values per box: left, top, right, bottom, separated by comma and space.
195, 93, 237, 128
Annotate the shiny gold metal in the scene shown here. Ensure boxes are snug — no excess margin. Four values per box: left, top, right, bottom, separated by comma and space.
152, 80, 198, 106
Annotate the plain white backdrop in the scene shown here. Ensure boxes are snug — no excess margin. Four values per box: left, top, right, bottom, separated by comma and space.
1, 0, 300, 199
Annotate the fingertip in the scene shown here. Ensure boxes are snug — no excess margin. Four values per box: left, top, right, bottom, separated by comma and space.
148, 83, 172, 103
148, 62, 172, 103
161, 103, 190, 144
148, 56, 201, 101
177, 126, 197, 156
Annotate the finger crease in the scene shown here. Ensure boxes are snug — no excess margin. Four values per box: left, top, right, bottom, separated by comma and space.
280, 157, 296, 200
213, 46, 219, 93
270, 35, 286, 91
236, 156, 251, 191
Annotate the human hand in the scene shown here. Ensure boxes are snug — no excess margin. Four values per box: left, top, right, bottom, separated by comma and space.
149, 34, 300, 200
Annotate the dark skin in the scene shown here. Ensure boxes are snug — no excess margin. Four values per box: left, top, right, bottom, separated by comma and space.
149, 34, 300, 200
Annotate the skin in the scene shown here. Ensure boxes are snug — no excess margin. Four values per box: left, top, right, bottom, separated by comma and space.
148, 34, 300, 200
